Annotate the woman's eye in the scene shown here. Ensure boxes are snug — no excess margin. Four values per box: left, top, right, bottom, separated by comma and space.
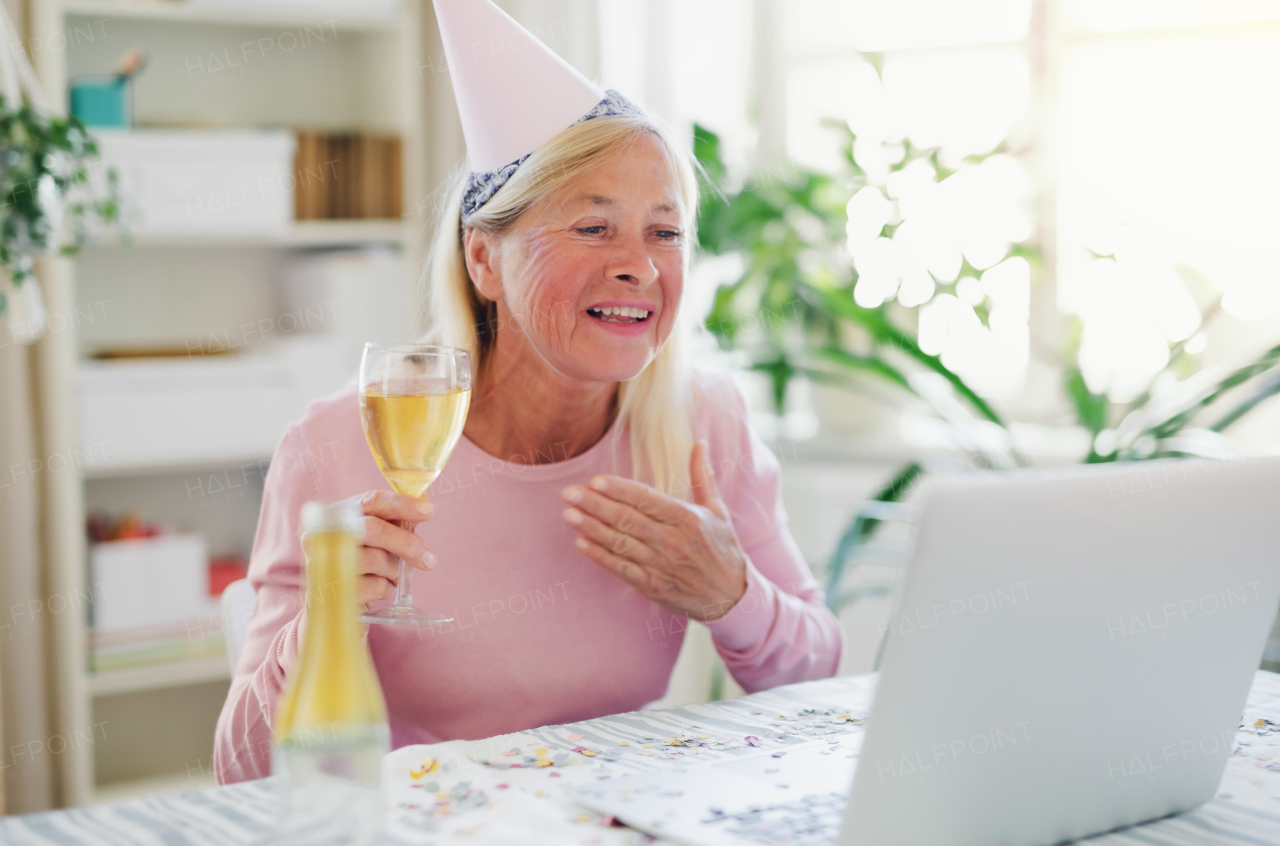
654, 229, 682, 241
576, 225, 606, 236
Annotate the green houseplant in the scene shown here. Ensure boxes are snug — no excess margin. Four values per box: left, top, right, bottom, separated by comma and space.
0, 95, 118, 318
0, 0, 122, 332
694, 121, 1028, 473
693, 124, 1280, 623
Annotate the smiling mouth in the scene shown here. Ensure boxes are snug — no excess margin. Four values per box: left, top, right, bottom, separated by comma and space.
587, 306, 651, 325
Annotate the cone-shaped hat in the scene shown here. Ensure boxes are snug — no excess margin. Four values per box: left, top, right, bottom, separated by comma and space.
432, 0, 644, 215
433, 0, 606, 172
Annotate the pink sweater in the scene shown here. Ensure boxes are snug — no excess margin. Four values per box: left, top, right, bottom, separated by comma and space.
213, 369, 841, 784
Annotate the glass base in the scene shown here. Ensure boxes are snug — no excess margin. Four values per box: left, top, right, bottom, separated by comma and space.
361, 605, 454, 626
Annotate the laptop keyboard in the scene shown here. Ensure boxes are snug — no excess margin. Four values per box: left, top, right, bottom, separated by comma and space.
701, 791, 845, 845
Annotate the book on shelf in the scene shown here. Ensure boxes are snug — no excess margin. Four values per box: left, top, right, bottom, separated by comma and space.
90, 619, 226, 674
295, 131, 403, 221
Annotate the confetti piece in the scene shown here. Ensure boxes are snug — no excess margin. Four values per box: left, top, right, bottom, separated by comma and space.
534, 748, 549, 756
745, 736, 761, 747
568, 733, 584, 741
410, 757, 443, 779
618, 740, 629, 746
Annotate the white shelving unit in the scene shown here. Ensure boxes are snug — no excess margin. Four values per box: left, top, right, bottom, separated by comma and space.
31, 0, 428, 806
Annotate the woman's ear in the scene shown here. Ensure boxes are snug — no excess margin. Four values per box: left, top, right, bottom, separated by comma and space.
464, 228, 504, 302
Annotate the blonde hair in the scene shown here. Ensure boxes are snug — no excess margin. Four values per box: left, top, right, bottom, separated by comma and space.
421, 114, 699, 497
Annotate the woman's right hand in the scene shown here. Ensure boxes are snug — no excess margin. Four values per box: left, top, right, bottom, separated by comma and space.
349, 490, 436, 610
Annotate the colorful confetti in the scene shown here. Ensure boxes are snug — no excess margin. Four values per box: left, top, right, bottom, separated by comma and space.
470, 740, 605, 770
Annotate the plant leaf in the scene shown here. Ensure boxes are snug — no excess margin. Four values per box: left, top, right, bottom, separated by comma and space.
1146, 342, 1280, 439
1209, 369, 1280, 432
808, 345, 913, 392
808, 282, 1007, 428
748, 354, 795, 415
822, 461, 924, 611
858, 461, 925, 541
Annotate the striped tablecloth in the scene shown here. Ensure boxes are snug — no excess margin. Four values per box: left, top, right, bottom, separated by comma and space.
4, 672, 1279, 845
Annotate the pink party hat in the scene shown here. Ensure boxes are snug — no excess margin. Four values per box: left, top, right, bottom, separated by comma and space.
432, 0, 607, 173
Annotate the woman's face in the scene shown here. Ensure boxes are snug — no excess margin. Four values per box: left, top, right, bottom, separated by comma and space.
470, 132, 686, 384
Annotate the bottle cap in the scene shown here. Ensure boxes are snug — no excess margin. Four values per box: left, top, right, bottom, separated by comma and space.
300, 501, 364, 538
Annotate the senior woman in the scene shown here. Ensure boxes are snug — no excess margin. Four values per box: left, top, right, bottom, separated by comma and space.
214, 3, 841, 785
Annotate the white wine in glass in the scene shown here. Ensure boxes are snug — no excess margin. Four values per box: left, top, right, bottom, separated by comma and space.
358, 343, 472, 626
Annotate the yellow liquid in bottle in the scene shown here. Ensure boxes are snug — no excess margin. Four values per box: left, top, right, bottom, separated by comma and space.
360, 387, 471, 497
274, 528, 388, 845
276, 530, 387, 731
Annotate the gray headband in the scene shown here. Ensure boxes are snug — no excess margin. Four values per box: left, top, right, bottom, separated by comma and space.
460, 89, 645, 218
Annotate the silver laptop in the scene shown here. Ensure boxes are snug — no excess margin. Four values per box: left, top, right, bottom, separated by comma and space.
571, 458, 1280, 846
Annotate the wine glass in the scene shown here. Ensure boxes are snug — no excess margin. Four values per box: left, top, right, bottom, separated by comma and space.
358, 343, 472, 625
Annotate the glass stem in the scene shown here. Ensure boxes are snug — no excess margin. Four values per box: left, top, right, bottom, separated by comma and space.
392, 518, 415, 608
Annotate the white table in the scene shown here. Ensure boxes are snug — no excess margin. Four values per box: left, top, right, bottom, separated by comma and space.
4, 672, 1279, 845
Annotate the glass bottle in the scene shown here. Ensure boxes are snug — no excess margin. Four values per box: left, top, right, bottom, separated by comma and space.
273, 501, 389, 845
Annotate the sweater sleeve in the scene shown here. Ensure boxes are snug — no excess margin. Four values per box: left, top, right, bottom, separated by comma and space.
213, 423, 317, 784
698, 374, 843, 692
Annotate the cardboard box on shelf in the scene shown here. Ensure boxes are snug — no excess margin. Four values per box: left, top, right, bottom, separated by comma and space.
90, 533, 210, 632
93, 129, 297, 234
76, 335, 348, 472
87, 534, 248, 674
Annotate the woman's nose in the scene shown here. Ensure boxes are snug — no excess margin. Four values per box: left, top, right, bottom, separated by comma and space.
607, 235, 659, 286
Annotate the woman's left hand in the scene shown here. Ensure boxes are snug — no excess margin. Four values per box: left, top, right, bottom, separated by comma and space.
561, 440, 747, 621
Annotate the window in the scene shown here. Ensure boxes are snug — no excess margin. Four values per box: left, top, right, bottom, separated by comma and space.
603, 0, 1280, 437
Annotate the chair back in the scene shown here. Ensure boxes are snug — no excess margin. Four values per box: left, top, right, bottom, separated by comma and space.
221, 578, 257, 673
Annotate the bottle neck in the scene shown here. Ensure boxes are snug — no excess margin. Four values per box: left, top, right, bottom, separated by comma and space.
301, 530, 364, 649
